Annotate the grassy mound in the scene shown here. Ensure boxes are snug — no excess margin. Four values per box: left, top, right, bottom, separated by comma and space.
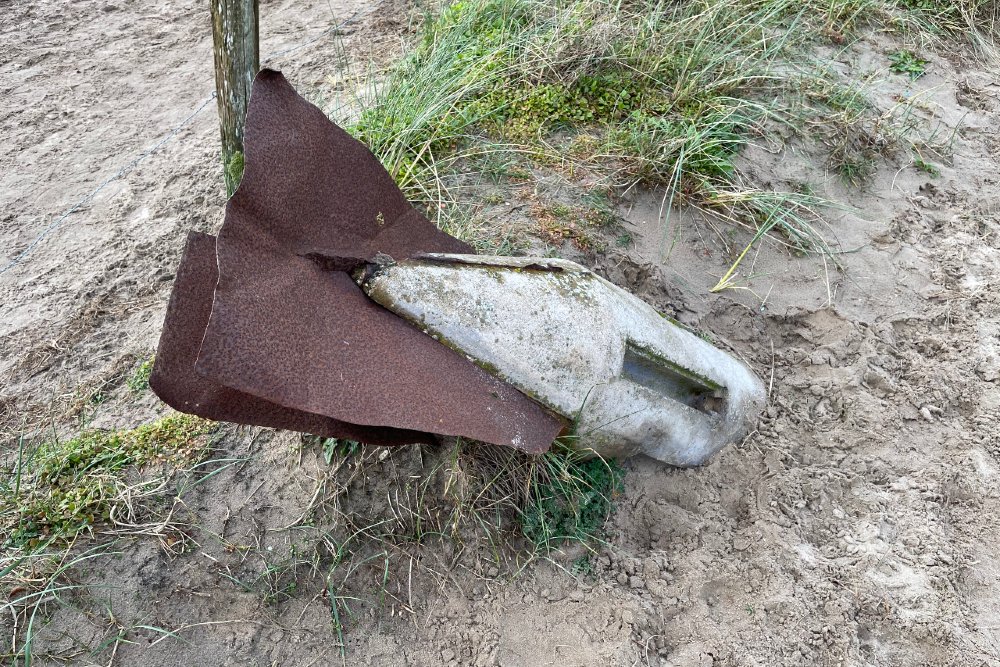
343, 0, 996, 288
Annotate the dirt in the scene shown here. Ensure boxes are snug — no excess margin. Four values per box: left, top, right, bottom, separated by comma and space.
2, 1, 999, 665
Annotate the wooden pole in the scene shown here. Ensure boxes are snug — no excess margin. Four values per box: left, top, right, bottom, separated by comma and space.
210, 0, 259, 197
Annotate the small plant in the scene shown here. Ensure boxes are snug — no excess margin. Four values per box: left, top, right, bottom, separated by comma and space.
913, 156, 939, 175
299, 434, 362, 465
582, 189, 619, 228
219, 544, 313, 606
322, 438, 360, 464
532, 201, 602, 251
519, 444, 625, 552
126, 355, 155, 394
88, 389, 110, 406
550, 203, 573, 218
888, 50, 928, 78
836, 152, 877, 185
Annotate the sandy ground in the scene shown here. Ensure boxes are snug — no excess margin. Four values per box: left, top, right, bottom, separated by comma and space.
2, 0, 1000, 665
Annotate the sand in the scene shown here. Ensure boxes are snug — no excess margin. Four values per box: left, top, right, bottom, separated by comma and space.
2, 1, 998, 665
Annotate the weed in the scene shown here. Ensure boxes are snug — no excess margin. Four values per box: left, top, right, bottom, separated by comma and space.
550, 203, 573, 218
581, 188, 618, 227
126, 355, 154, 394
834, 148, 878, 185
300, 433, 361, 466
913, 155, 939, 175
322, 438, 360, 465
570, 553, 594, 576
520, 444, 625, 553
531, 200, 602, 250
889, 49, 929, 78
88, 389, 110, 407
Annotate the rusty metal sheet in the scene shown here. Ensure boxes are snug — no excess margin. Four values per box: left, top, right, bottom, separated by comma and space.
150, 231, 434, 446
152, 69, 562, 453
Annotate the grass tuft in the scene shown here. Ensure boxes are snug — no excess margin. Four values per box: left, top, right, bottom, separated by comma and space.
520, 444, 625, 552
224, 150, 245, 197
294, 435, 627, 647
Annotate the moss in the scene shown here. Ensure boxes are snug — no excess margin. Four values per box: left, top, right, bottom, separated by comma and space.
225, 150, 245, 196
531, 200, 604, 251
1, 414, 216, 548
472, 72, 656, 140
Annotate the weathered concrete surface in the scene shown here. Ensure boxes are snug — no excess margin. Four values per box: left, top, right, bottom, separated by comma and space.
363, 253, 766, 466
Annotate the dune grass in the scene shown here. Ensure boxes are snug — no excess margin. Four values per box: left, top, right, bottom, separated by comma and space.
336, 0, 995, 287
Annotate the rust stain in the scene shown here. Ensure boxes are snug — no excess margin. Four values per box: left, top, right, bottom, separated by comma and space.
151, 70, 562, 453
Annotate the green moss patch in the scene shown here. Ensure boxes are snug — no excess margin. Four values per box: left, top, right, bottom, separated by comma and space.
1, 414, 216, 548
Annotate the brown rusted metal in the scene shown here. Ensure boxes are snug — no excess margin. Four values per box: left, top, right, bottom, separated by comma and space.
150, 231, 434, 446
150, 69, 563, 453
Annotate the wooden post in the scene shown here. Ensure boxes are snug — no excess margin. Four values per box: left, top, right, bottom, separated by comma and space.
210, 0, 260, 196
